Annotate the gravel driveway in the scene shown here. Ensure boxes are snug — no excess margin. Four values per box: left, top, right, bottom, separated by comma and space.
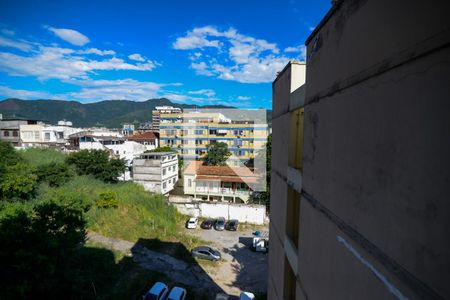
186, 224, 268, 296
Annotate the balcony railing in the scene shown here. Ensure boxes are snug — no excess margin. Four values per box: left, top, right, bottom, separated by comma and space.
194, 187, 250, 195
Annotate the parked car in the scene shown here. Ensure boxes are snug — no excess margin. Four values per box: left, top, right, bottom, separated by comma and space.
186, 217, 198, 229
225, 219, 239, 231
167, 287, 187, 300
143, 282, 169, 300
192, 246, 221, 261
214, 217, 226, 231
201, 219, 214, 229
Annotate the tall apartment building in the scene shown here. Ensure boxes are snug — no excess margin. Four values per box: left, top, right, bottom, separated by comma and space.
151, 106, 182, 132
159, 110, 268, 162
268, 1, 450, 300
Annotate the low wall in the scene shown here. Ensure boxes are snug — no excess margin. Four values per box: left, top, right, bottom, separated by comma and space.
171, 201, 267, 225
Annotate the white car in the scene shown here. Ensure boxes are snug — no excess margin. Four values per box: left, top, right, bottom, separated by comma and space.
186, 217, 198, 229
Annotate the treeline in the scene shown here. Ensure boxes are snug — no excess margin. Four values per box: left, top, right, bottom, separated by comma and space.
0, 142, 127, 299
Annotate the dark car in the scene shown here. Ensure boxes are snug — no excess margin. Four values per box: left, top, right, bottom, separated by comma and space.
225, 219, 239, 231
201, 219, 214, 229
214, 217, 226, 231
192, 246, 221, 261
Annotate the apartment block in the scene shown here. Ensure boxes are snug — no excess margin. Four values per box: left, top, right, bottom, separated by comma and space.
151, 106, 182, 132
268, 1, 450, 300
132, 152, 179, 194
159, 110, 268, 162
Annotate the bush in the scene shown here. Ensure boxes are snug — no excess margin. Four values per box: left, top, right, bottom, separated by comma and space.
36, 162, 74, 187
96, 191, 119, 209
66, 150, 127, 183
0, 163, 38, 201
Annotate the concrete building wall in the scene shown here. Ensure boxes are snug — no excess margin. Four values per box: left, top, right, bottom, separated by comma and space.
132, 153, 178, 194
171, 202, 267, 224
268, 1, 450, 300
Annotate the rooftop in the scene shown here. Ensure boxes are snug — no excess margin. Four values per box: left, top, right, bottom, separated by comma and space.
127, 131, 157, 141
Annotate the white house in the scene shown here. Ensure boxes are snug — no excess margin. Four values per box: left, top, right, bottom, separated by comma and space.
132, 152, 178, 194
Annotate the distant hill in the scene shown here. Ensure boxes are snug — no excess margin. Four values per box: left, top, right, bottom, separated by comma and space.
0, 98, 238, 128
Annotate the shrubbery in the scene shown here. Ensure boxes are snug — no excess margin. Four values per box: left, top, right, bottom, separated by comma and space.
66, 149, 127, 183
96, 191, 119, 208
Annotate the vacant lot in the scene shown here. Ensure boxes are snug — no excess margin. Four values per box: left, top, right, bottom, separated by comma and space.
186, 224, 269, 296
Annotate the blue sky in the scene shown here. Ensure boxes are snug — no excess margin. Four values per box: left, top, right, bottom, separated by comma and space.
0, 0, 330, 108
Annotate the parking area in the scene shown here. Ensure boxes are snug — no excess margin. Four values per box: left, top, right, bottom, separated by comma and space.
184, 222, 268, 296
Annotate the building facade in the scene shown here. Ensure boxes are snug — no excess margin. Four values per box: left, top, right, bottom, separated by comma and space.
0, 117, 45, 146
151, 106, 182, 132
159, 110, 268, 162
268, 1, 450, 300
132, 152, 178, 194
183, 160, 258, 203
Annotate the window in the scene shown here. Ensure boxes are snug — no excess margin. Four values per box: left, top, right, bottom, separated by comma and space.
182, 149, 189, 154
182, 130, 189, 135
284, 257, 297, 300
233, 130, 244, 135
163, 168, 166, 175
163, 182, 167, 189
3, 131, 9, 137
195, 129, 203, 135
34, 131, 40, 140
188, 179, 192, 187
44, 132, 50, 140
57, 132, 64, 139
12, 131, 18, 137
286, 187, 300, 248
182, 140, 189, 145
233, 139, 243, 147
195, 139, 202, 145
289, 107, 304, 170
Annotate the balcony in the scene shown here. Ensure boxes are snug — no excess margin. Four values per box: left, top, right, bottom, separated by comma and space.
194, 187, 251, 196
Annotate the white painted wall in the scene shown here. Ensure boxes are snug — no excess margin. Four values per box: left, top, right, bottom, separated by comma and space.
171, 202, 267, 225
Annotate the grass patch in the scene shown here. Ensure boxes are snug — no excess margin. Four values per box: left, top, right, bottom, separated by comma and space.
19, 147, 66, 167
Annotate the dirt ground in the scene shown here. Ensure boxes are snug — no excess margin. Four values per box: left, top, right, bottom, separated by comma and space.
185, 224, 269, 297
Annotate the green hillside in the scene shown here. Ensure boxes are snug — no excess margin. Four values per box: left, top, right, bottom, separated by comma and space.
0, 98, 234, 128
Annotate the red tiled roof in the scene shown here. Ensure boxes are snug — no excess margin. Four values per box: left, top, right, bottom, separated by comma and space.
127, 131, 157, 141
184, 160, 256, 178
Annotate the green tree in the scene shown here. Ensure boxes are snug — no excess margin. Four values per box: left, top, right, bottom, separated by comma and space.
144, 146, 176, 153
66, 150, 126, 183
36, 162, 74, 187
0, 200, 86, 299
0, 163, 38, 201
202, 142, 231, 166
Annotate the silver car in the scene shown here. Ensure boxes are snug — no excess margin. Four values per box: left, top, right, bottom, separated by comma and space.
214, 217, 226, 231
192, 246, 221, 261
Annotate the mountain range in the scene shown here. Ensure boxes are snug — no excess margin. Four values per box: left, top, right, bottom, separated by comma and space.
0, 98, 268, 128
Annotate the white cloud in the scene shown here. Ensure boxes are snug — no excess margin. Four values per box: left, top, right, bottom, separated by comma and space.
0, 86, 51, 99
78, 48, 115, 55
67, 78, 164, 101
188, 89, 216, 97
128, 53, 145, 61
237, 96, 250, 100
47, 26, 90, 46
1, 29, 15, 36
173, 26, 305, 83
0, 45, 157, 80
173, 26, 222, 49
0, 36, 32, 51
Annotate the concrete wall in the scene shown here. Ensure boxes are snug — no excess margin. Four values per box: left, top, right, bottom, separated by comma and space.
296, 0, 450, 299
171, 202, 267, 225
